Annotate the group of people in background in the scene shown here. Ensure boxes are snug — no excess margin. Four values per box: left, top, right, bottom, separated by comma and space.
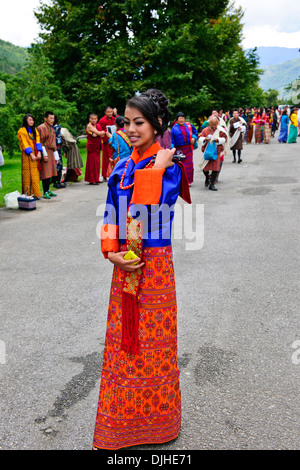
233, 105, 299, 145
17, 112, 83, 200
84, 107, 132, 185
16, 103, 299, 201
151, 104, 299, 192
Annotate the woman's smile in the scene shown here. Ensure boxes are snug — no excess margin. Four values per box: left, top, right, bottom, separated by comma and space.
129, 135, 140, 143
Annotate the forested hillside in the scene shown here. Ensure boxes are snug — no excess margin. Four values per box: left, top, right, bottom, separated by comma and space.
259, 57, 300, 99
0, 39, 28, 75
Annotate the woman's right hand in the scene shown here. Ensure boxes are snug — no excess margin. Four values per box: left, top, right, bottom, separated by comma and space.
153, 148, 175, 169
107, 251, 144, 272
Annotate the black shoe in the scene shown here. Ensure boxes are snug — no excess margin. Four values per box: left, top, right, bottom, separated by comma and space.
232, 159, 236, 163
238, 159, 242, 164
209, 184, 218, 191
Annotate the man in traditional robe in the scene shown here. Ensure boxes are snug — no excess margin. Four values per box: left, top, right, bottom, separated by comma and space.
198, 115, 227, 191
229, 109, 246, 163
37, 111, 58, 198
85, 113, 105, 184
98, 106, 118, 181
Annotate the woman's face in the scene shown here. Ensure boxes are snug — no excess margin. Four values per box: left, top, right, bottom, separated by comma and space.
27, 116, 34, 127
124, 106, 156, 154
177, 116, 185, 125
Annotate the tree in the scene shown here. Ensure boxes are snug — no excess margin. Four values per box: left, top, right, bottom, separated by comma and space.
263, 89, 280, 108
0, 47, 78, 156
285, 78, 300, 106
34, 0, 263, 122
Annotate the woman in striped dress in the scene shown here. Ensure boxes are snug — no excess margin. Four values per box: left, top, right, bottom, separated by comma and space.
253, 109, 265, 144
263, 110, 272, 144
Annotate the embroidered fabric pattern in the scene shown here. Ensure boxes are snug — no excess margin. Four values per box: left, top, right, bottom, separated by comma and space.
93, 245, 181, 450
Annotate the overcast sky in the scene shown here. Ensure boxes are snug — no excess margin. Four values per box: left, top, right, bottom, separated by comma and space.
235, 0, 300, 48
0, 0, 300, 49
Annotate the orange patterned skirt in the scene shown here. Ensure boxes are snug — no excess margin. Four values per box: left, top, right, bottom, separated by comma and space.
93, 245, 181, 449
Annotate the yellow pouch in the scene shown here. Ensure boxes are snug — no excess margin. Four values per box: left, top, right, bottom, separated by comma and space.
123, 250, 139, 265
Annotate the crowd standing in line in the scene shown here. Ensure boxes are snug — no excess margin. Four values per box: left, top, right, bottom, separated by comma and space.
15, 103, 298, 201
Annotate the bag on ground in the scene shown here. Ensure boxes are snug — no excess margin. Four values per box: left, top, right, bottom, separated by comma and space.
4, 191, 21, 209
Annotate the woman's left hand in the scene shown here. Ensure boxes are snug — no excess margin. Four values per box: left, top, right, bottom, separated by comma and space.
153, 148, 176, 169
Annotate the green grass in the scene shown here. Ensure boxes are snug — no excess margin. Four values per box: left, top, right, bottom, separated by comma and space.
0, 139, 88, 208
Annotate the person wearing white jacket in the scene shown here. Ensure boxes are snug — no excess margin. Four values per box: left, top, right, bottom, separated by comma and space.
229, 110, 246, 163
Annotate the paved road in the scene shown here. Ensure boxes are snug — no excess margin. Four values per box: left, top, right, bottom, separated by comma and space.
0, 137, 299, 450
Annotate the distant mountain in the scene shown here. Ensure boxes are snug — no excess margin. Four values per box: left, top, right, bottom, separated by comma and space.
248, 47, 300, 68
246, 47, 300, 99
0, 39, 28, 75
259, 57, 300, 99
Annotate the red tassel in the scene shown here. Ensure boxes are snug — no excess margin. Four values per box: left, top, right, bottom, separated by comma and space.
176, 161, 192, 204
121, 292, 140, 355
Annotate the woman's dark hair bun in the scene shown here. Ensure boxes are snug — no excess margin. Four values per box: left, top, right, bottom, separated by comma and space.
126, 89, 170, 136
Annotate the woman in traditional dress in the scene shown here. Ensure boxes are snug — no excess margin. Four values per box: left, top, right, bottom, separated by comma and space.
288, 108, 298, 143
253, 108, 265, 144
17, 114, 42, 198
278, 110, 289, 143
170, 112, 198, 185
263, 109, 272, 144
92, 89, 191, 450
107, 115, 133, 162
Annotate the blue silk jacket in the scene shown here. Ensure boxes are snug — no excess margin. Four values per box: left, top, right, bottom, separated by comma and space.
101, 142, 189, 256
